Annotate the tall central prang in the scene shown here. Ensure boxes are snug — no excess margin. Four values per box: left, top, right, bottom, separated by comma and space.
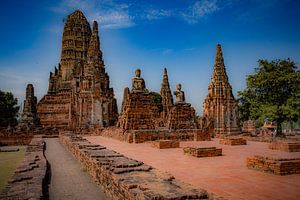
37, 10, 118, 130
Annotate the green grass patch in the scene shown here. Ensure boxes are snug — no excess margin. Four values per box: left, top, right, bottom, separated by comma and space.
0, 146, 26, 193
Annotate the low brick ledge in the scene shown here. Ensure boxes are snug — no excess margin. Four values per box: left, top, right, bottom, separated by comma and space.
184, 147, 222, 157
246, 155, 300, 175
0, 135, 50, 200
268, 140, 300, 152
59, 132, 223, 200
219, 138, 247, 145
151, 140, 180, 149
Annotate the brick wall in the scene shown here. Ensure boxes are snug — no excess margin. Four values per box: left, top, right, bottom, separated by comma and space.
219, 138, 247, 145
96, 128, 210, 143
247, 155, 300, 175
268, 140, 300, 152
183, 147, 222, 157
59, 132, 220, 199
151, 140, 180, 149
0, 136, 50, 199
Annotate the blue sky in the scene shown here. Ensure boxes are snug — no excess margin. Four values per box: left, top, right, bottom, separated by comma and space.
0, 0, 300, 114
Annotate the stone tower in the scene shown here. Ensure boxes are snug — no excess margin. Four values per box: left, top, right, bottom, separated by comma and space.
18, 84, 40, 130
202, 44, 240, 136
160, 68, 173, 122
60, 10, 91, 90
37, 10, 118, 130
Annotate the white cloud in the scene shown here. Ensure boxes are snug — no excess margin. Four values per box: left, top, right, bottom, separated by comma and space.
181, 0, 219, 24
50, 0, 134, 29
145, 9, 173, 20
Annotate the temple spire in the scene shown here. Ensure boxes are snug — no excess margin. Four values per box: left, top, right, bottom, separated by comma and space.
202, 44, 240, 137
87, 21, 103, 62
210, 44, 230, 88
160, 67, 173, 121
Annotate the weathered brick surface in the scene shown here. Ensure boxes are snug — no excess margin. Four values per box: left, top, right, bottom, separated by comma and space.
37, 92, 71, 128
0, 136, 50, 199
183, 147, 222, 157
247, 155, 300, 175
242, 120, 256, 134
167, 103, 198, 130
241, 136, 274, 143
59, 132, 216, 199
151, 140, 179, 149
268, 140, 300, 152
97, 128, 210, 143
219, 138, 247, 145
0, 130, 58, 146
118, 92, 160, 130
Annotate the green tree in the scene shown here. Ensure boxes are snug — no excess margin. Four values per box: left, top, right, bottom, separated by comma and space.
0, 90, 19, 128
238, 59, 300, 137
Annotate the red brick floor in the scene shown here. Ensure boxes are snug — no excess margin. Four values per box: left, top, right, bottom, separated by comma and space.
86, 136, 300, 200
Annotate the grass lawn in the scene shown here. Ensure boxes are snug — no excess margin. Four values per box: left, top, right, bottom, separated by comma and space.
0, 146, 26, 193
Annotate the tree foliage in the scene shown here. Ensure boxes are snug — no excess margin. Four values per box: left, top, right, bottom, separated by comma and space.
238, 59, 300, 136
0, 90, 19, 127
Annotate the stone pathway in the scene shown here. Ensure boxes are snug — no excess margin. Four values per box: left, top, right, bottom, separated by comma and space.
87, 136, 300, 200
45, 138, 108, 200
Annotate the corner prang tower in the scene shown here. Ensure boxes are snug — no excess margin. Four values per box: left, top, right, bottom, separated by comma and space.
202, 44, 240, 136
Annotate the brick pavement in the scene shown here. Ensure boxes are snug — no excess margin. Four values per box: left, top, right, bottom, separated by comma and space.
86, 136, 300, 200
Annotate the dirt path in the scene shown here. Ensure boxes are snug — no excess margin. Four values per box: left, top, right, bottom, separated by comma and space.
45, 138, 108, 200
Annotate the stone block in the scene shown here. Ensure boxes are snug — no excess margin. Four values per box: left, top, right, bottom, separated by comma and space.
268, 140, 300, 152
247, 155, 300, 175
151, 140, 180, 149
219, 138, 247, 145
183, 147, 222, 157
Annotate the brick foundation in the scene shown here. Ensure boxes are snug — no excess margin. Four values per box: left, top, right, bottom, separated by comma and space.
0, 136, 50, 199
151, 140, 180, 149
219, 138, 247, 145
96, 127, 210, 143
268, 140, 300, 152
247, 155, 300, 175
183, 147, 222, 157
0, 130, 58, 146
59, 132, 217, 199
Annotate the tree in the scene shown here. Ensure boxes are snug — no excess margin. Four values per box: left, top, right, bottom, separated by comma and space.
238, 59, 300, 137
0, 90, 19, 128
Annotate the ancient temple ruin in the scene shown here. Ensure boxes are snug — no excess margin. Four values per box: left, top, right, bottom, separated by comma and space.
18, 84, 40, 130
167, 84, 198, 130
118, 69, 160, 130
202, 44, 240, 136
37, 10, 118, 130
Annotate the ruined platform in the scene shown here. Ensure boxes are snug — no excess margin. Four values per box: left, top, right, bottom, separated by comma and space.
98, 127, 210, 143
219, 138, 247, 145
151, 140, 179, 149
183, 147, 222, 157
59, 132, 214, 199
268, 140, 300, 152
247, 155, 300, 175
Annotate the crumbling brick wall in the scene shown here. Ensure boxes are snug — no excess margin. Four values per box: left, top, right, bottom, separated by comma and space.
0, 136, 50, 199
59, 132, 218, 200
